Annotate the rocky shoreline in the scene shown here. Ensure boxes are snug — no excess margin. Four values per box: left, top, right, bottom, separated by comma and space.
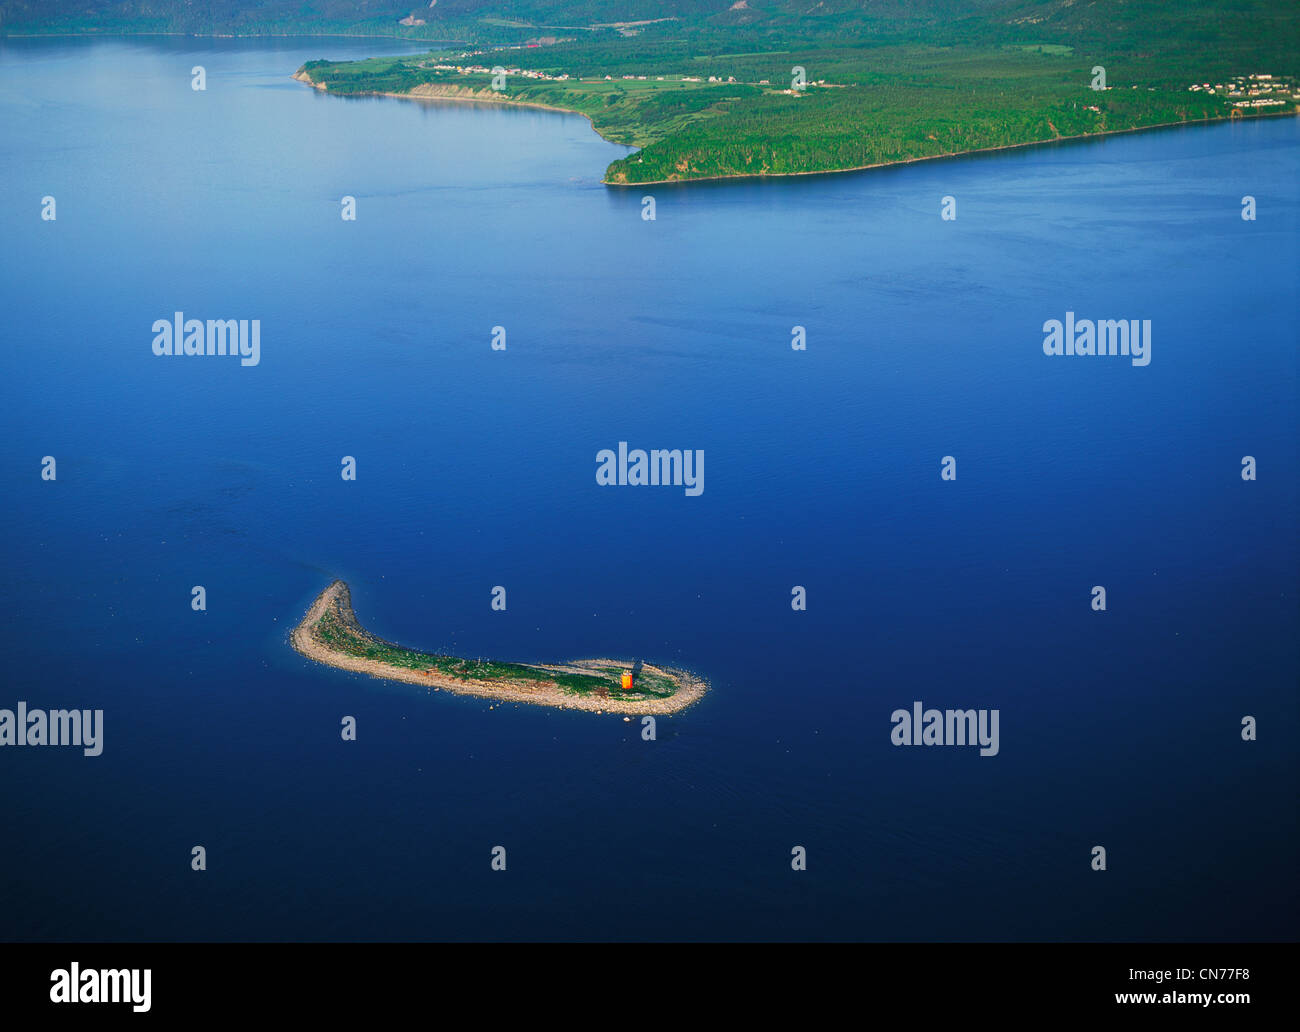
291, 580, 706, 715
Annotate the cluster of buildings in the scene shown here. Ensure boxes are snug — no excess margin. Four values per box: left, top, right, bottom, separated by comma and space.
1187, 73, 1298, 109
411, 53, 829, 90
424, 62, 569, 81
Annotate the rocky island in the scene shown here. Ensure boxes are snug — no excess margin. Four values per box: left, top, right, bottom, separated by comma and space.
291, 580, 705, 715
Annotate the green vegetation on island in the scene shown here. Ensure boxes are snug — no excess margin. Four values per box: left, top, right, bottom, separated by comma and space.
292, 581, 701, 713
314, 596, 678, 700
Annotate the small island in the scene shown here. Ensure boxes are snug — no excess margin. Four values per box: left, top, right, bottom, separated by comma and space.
291, 580, 705, 715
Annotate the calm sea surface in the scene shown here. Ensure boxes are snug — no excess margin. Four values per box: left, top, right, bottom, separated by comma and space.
1, 36, 1296, 940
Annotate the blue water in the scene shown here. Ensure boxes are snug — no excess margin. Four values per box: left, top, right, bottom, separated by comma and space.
1, 36, 1296, 941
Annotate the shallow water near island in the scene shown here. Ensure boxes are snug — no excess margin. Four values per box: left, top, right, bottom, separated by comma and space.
1, 36, 1296, 941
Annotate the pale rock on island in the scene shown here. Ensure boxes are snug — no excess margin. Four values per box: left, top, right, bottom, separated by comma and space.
292, 581, 706, 715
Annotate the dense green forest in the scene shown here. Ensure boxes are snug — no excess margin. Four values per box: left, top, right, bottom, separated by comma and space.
291, 2, 1298, 183
6, 1, 1297, 183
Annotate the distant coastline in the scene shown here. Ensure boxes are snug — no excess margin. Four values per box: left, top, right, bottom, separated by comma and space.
1, 32, 466, 41
291, 580, 706, 715
292, 68, 1298, 187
